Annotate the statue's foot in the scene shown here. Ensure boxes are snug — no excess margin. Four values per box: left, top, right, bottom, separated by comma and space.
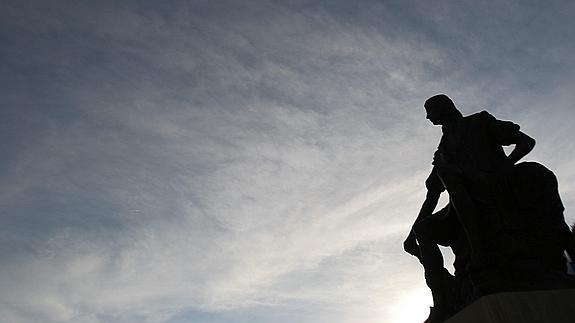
424, 305, 451, 323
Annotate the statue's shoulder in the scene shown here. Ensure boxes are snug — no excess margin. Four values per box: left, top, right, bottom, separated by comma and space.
466, 110, 495, 120
464, 110, 496, 125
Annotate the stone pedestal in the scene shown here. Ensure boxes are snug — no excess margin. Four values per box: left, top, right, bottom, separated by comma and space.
445, 289, 575, 323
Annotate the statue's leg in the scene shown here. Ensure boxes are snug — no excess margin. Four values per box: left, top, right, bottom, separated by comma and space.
414, 218, 450, 307
436, 165, 485, 265
414, 219, 444, 272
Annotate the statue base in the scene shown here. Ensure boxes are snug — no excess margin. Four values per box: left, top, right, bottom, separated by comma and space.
445, 289, 575, 323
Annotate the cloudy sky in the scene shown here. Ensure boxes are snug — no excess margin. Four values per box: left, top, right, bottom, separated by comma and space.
2, 0, 575, 322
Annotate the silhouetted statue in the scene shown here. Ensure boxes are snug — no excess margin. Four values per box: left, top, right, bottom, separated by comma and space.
404, 94, 575, 323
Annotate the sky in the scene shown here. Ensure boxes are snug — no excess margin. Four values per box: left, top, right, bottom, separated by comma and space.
1, 0, 575, 322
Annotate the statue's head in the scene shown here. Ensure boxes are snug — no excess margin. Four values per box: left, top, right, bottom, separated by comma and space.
424, 94, 462, 125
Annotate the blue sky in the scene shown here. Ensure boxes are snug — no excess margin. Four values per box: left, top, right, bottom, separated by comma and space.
1, 1, 575, 322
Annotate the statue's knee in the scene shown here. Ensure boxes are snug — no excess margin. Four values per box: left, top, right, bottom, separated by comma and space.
436, 165, 463, 187
413, 221, 424, 237
436, 165, 454, 180
413, 221, 432, 243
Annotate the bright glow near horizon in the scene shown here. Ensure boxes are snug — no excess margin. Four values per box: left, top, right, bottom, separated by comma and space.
391, 286, 432, 323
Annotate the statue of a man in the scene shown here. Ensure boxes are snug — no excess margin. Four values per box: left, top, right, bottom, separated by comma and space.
404, 94, 536, 322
